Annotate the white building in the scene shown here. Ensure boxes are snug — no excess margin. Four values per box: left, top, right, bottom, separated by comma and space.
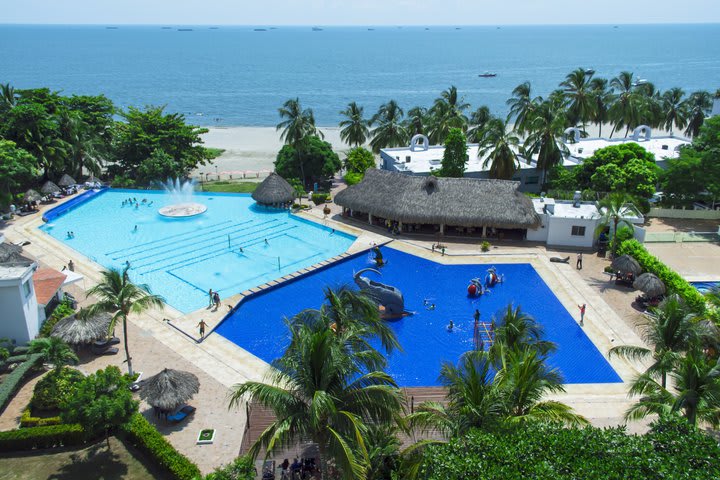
0, 234, 40, 344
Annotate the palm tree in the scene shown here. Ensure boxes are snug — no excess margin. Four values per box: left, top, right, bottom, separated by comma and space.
58, 109, 104, 178
276, 98, 322, 146
609, 295, 704, 388
625, 345, 720, 427
370, 100, 408, 153
560, 68, 596, 130
477, 118, 520, 180
339, 102, 370, 147
0, 83, 16, 113
506, 82, 538, 135
636, 83, 665, 129
523, 98, 569, 186
595, 193, 642, 258
683, 91, 712, 138
229, 323, 403, 479
467, 106, 492, 143
28, 337, 78, 371
428, 86, 469, 144
23, 129, 69, 181
405, 106, 428, 137
589, 77, 612, 137
365, 424, 401, 480
489, 304, 557, 366
86, 266, 164, 376
661, 88, 688, 135
608, 71, 641, 138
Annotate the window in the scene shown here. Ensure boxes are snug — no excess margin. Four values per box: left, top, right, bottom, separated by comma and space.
405, 156, 411, 163
525, 176, 539, 185
22, 280, 32, 298
571, 226, 586, 236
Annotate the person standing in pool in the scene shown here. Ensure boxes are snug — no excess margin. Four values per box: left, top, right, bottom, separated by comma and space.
473, 309, 480, 323
213, 291, 221, 310
208, 289, 214, 308
447, 320, 454, 331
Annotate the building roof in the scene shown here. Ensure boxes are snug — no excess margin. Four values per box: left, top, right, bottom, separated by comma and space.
0, 242, 35, 281
335, 169, 541, 229
33, 268, 67, 306
565, 136, 689, 161
532, 198, 601, 219
251, 172, 295, 205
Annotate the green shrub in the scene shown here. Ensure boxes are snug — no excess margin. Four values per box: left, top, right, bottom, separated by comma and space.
617, 239, 706, 312
20, 407, 62, 427
0, 424, 85, 451
610, 226, 635, 252
39, 300, 75, 338
480, 241, 491, 252
205, 455, 256, 480
311, 193, 329, 205
32, 367, 85, 411
344, 172, 364, 186
4, 354, 29, 364
0, 354, 43, 414
120, 413, 201, 480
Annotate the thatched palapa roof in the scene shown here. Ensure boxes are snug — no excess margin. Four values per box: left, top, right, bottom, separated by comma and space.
57, 174, 76, 187
139, 368, 200, 411
24, 189, 42, 202
252, 172, 295, 205
41, 181, 61, 194
51, 311, 112, 345
335, 169, 541, 229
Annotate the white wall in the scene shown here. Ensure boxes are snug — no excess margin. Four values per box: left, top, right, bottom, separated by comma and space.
546, 217, 598, 248
526, 214, 549, 242
648, 208, 720, 220
0, 270, 39, 344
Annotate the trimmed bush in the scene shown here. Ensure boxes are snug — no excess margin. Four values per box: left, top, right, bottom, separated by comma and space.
0, 353, 43, 414
617, 239, 706, 312
32, 367, 85, 411
205, 455, 256, 480
344, 172, 363, 186
20, 407, 62, 428
4, 354, 29, 364
39, 300, 75, 338
311, 192, 329, 205
480, 241, 491, 252
0, 424, 85, 451
120, 413, 201, 480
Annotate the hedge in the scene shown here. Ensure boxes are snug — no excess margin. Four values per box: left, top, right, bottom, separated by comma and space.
20, 407, 62, 428
0, 424, 86, 451
120, 413, 201, 480
617, 239, 706, 312
0, 353, 43, 414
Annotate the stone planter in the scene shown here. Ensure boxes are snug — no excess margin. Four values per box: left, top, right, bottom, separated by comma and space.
197, 428, 215, 445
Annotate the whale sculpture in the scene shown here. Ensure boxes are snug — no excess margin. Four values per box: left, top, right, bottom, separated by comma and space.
353, 268, 405, 317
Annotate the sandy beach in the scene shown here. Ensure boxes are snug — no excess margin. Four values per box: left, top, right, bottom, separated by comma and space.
198, 126, 349, 179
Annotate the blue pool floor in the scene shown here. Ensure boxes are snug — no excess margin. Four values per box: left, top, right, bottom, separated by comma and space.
216, 247, 622, 387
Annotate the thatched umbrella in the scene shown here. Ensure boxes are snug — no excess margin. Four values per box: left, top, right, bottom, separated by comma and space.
85, 174, 100, 184
41, 181, 61, 195
611, 254, 642, 276
57, 174, 76, 187
252, 172, 295, 206
139, 368, 200, 411
51, 311, 112, 345
633, 273, 666, 297
24, 189, 42, 202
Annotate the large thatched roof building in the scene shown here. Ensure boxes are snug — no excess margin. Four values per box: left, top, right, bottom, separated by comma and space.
252, 172, 295, 207
335, 169, 540, 234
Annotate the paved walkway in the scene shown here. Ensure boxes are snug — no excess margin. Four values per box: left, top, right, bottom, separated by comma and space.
0, 372, 46, 431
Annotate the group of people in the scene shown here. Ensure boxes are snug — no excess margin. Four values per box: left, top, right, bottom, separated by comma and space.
122, 197, 153, 208
65, 231, 76, 239
384, 219, 400, 235
208, 288, 221, 310
278, 457, 316, 480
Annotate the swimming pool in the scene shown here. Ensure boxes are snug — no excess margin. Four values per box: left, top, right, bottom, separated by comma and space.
217, 247, 622, 386
692, 281, 719, 294
39, 189, 355, 313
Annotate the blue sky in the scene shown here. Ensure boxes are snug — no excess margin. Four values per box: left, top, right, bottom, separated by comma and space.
5, 0, 720, 25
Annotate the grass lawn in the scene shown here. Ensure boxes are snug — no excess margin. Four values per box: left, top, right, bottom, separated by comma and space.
0, 437, 170, 480
202, 181, 258, 193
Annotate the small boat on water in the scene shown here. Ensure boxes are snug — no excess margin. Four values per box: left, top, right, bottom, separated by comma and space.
312, 27, 323, 31
254, 28, 267, 32
161, 27, 172, 29
584, 68, 595, 75
633, 78, 649, 87
177, 28, 193, 31
106, 26, 118, 29
478, 72, 497, 78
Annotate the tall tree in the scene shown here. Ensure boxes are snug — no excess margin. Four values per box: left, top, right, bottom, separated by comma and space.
58, 109, 104, 178
506, 82, 538, 135
405, 106, 429, 137
276, 98, 322, 146
523, 98, 569, 186
608, 71, 641, 138
274, 135, 341, 188
477, 118, 520, 180
560, 68, 596, 130
467, 105, 492, 143
589, 77, 612, 137
86, 266, 165, 376
661, 87, 688, 135
339, 102, 370, 147
28, 337, 78, 372
428, 86, 469, 144
0, 140, 36, 205
438, 128, 468, 177
683, 91, 712, 138
370, 100, 408, 154
595, 193, 642, 258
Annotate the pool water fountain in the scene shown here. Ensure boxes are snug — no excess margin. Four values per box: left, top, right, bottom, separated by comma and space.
158, 178, 207, 218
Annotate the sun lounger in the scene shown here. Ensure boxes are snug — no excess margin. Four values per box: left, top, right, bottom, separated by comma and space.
167, 405, 196, 422
93, 337, 120, 348
550, 256, 570, 263
91, 344, 118, 355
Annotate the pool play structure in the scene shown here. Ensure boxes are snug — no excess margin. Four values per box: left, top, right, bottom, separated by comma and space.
216, 247, 622, 387
353, 268, 407, 318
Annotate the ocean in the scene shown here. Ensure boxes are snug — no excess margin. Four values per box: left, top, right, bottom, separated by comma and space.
1, 24, 718, 127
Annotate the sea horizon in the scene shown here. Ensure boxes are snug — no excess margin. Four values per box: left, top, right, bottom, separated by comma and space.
1, 23, 718, 127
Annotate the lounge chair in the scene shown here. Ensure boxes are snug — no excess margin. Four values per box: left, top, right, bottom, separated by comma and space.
167, 405, 196, 423
93, 337, 120, 349
550, 256, 570, 264
91, 344, 118, 355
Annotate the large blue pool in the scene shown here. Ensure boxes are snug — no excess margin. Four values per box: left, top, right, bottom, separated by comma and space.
39, 189, 355, 313
217, 247, 622, 386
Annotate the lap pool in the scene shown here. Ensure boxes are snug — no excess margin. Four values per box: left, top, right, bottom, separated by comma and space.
217, 247, 622, 386
39, 189, 355, 313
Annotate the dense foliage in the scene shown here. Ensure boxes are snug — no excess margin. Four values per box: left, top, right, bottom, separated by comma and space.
0, 140, 36, 205
617, 239, 706, 312
418, 417, 720, 479
204, 455, 256, 480
274, 135, 341, 189
438, 128, 468, 177
38, 299, 75, 338
32, 366, 85, 411
0, 354, 43, 414
0, 423, 86, 451
20, 407, 62, 427
120, 412, 202, 480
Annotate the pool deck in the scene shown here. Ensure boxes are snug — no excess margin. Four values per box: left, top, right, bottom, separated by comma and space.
0, 191, 653, 473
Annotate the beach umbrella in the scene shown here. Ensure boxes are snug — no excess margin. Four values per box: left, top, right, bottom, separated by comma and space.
57, 174, 76, 187
41, 181, 61, 195
611, 254, 641, 276
139, 368, 200, 411
85, 174, 100, 183
23, 189, 42, 202
633, 273, 666, 297
252, 172, 295, 206
51, 310, 112, 345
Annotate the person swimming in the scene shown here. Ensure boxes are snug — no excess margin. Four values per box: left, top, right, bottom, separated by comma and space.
133, 225, 138, 232
426, 303, 436, 310
447, 320, 454, 331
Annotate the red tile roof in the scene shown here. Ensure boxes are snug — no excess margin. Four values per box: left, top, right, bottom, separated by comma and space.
33, 268, 67, 306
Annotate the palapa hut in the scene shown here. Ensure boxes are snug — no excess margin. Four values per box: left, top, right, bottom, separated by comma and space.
252, 172, 295, 208
335, 169, 541, 238
23, 189, 42, 203
57, 174, 76, 187
51, 311, 112, 346
140, 368, 200, 412
41, 181, 61, 195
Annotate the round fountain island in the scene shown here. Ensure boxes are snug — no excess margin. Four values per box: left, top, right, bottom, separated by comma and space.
158, 202, 207, 218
